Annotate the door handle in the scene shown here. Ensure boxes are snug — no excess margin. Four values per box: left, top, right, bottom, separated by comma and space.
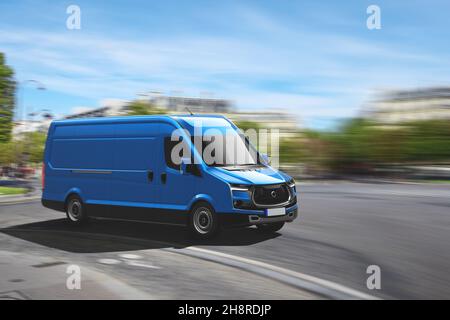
147, 170, 154, 182
161, 172, 167, 184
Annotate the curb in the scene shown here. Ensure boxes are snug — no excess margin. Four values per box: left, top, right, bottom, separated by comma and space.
2, 227, 380, 300
0, 195, 41, 205
298, 179, 448, 186
167, 246, 380, 300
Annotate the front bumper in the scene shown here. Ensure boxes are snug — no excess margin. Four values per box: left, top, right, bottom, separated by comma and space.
247, 208, 297, 225
219, 203, 298, 228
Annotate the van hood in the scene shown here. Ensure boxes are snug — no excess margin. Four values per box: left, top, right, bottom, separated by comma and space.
208, 165, 290, 185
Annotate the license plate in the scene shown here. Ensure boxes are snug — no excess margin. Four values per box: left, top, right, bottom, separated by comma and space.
265, 207, 286, 216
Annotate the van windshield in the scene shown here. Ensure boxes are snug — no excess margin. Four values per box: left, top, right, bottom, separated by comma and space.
191, 131, 260, 167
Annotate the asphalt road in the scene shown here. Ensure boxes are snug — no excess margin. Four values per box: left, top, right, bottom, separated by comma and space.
1, 181, 449, 299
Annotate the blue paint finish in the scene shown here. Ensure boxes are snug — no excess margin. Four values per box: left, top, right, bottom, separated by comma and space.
42, 115, 298, 223
64, 187, 83, 202
187, 193, 216, 210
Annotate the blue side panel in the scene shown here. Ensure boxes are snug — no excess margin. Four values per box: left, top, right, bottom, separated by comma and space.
113, 138, 155, 170
108, 122, 161, 205
51, 139, 115, 169
44, 123, 116, 202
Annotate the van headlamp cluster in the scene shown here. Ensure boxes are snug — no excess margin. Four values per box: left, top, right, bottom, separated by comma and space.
287, 178, 296, 188
230, 184, 253, 209
229, 183, 251, 191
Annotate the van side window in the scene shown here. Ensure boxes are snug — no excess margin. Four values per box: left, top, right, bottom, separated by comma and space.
164, 137, 181, 170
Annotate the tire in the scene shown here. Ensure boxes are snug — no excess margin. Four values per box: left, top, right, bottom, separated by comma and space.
65, 195, 88, 225
256, 222, 285, 233
189, 202, 220, 239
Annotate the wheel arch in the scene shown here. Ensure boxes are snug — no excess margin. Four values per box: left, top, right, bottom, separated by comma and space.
63, 188, 83, 209
187, 194, 215, 213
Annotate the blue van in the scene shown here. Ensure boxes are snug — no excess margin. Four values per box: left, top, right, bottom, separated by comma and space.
41, 115, 298, 238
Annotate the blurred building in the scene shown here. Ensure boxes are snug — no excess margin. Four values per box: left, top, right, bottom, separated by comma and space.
364, 86, 450, 124
146, 94, 298, 135
12, 113, 54, 138
150, 95, 232, 113
64, 107, 111, 119
13, 121, 46, 136
226, 111, 298, 137
63, 94, 299, 136
64, 99, 129, 119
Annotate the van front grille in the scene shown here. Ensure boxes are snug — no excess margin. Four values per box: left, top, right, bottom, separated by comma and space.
252, 184, 290, 206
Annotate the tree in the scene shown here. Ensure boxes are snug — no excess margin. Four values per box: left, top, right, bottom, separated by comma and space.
234, 120, 260, 132
279, 133, 304, 164
25, 131, 47, 163
0, 53, 16, 143
299, 118, 450, 174
402, 120, 450, 162
0, 141, 14, 165
126, 100, 165, 116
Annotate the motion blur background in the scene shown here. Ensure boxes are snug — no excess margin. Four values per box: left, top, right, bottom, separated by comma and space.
0, 0, 449, 184
0, 0, 449, 300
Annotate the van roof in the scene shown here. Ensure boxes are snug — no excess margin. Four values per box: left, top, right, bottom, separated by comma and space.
51, 114, 230, 126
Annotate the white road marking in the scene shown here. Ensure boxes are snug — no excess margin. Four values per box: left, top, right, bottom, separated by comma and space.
10, 228, 379, 299
119, 253, 142, 260
97, 258, 121, 265
125, 260, 161, 269
118, 253, 160, 268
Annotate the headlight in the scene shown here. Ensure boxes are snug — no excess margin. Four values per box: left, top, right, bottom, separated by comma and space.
287, 178, 296, 188
229, 183, 251, 191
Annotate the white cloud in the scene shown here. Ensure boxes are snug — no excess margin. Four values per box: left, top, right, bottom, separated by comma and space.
0, 16, 449, 127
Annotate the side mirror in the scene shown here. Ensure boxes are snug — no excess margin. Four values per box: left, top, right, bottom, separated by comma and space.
180, 157, 190, 174
261, 153, 270, 165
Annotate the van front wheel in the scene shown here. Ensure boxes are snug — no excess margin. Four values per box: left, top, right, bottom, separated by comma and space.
66, 195, 88, 225
189, 202, 219, 239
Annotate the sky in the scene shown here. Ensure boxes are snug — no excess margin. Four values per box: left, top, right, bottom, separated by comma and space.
0, 0, 449, 129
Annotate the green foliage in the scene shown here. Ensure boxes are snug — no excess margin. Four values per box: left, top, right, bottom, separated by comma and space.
297, 118, 450, 173
234, 120, 260, 132
0, 53, 16, 143
24, 131, 47, 163
0, 186, 27, 195
0, 141, 16, 165
0, 131, 46, 165
279, 133, 303, 164
401, 120, 450, 162
126, 100, 165, 116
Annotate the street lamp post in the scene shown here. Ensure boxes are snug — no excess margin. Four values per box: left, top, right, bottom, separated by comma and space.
17, 80, 46, 166
28, 109, 53, 129
19, 79, 46, 123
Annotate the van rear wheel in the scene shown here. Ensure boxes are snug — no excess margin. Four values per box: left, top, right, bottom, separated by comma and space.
66, 195, 88, 225
189, 202, 219, 239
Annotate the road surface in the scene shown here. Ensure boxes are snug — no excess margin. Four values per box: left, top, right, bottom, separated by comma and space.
1, 181, 449, 299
